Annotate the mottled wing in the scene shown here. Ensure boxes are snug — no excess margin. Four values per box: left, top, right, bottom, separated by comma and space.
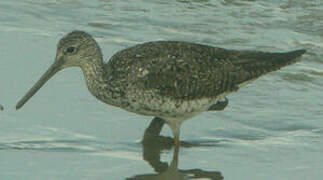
107, 41, 305, 101
137, 51, 239, 100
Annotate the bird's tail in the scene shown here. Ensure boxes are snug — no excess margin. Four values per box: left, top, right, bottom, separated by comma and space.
234, 49, 306, 84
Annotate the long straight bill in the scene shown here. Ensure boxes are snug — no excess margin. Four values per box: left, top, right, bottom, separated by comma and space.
16, 60, 63, 110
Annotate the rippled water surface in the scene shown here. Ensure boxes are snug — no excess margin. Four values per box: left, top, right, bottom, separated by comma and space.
1, 0, 322, 179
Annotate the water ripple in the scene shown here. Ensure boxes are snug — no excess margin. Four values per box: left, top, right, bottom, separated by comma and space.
0, 139, 107, 153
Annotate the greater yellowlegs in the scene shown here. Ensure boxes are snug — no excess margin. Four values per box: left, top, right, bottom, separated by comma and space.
16, 31, 306, 145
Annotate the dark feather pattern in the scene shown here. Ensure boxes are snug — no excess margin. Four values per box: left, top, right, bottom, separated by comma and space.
107, 41, 305, 100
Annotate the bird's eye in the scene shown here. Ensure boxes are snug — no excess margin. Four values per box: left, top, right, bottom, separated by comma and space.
66, 47, 76, 53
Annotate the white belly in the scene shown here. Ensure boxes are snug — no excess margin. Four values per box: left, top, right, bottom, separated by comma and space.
124, 90, 229, 120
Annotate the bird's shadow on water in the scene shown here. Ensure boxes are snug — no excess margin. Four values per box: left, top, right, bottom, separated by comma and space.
126, 117, 224, 180
126, 139, 224, 180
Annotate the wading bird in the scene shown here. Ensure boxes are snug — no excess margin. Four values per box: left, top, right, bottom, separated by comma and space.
16, 31, 306, 146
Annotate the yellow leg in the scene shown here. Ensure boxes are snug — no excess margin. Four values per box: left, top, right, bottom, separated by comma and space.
174, 135, 179, 146
171, 140, 179, 168
167, 121, 181, 145
167, 120, 181, 168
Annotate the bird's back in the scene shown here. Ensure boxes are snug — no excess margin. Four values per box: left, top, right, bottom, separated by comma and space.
106, 41, 305, 100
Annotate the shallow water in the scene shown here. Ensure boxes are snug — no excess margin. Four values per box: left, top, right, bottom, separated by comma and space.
0, 0, 322, 179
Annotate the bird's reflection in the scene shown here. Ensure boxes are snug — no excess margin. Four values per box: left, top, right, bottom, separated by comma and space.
127, 98, 228, 179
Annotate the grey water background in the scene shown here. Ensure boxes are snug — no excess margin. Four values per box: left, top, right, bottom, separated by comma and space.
0, 0, 322, 179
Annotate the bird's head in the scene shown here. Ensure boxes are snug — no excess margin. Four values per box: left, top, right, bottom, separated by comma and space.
16, 31, 102, 110
56, 31, 102, 68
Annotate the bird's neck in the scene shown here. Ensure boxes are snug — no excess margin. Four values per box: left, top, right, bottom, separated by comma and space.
80, 60, 123, 107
